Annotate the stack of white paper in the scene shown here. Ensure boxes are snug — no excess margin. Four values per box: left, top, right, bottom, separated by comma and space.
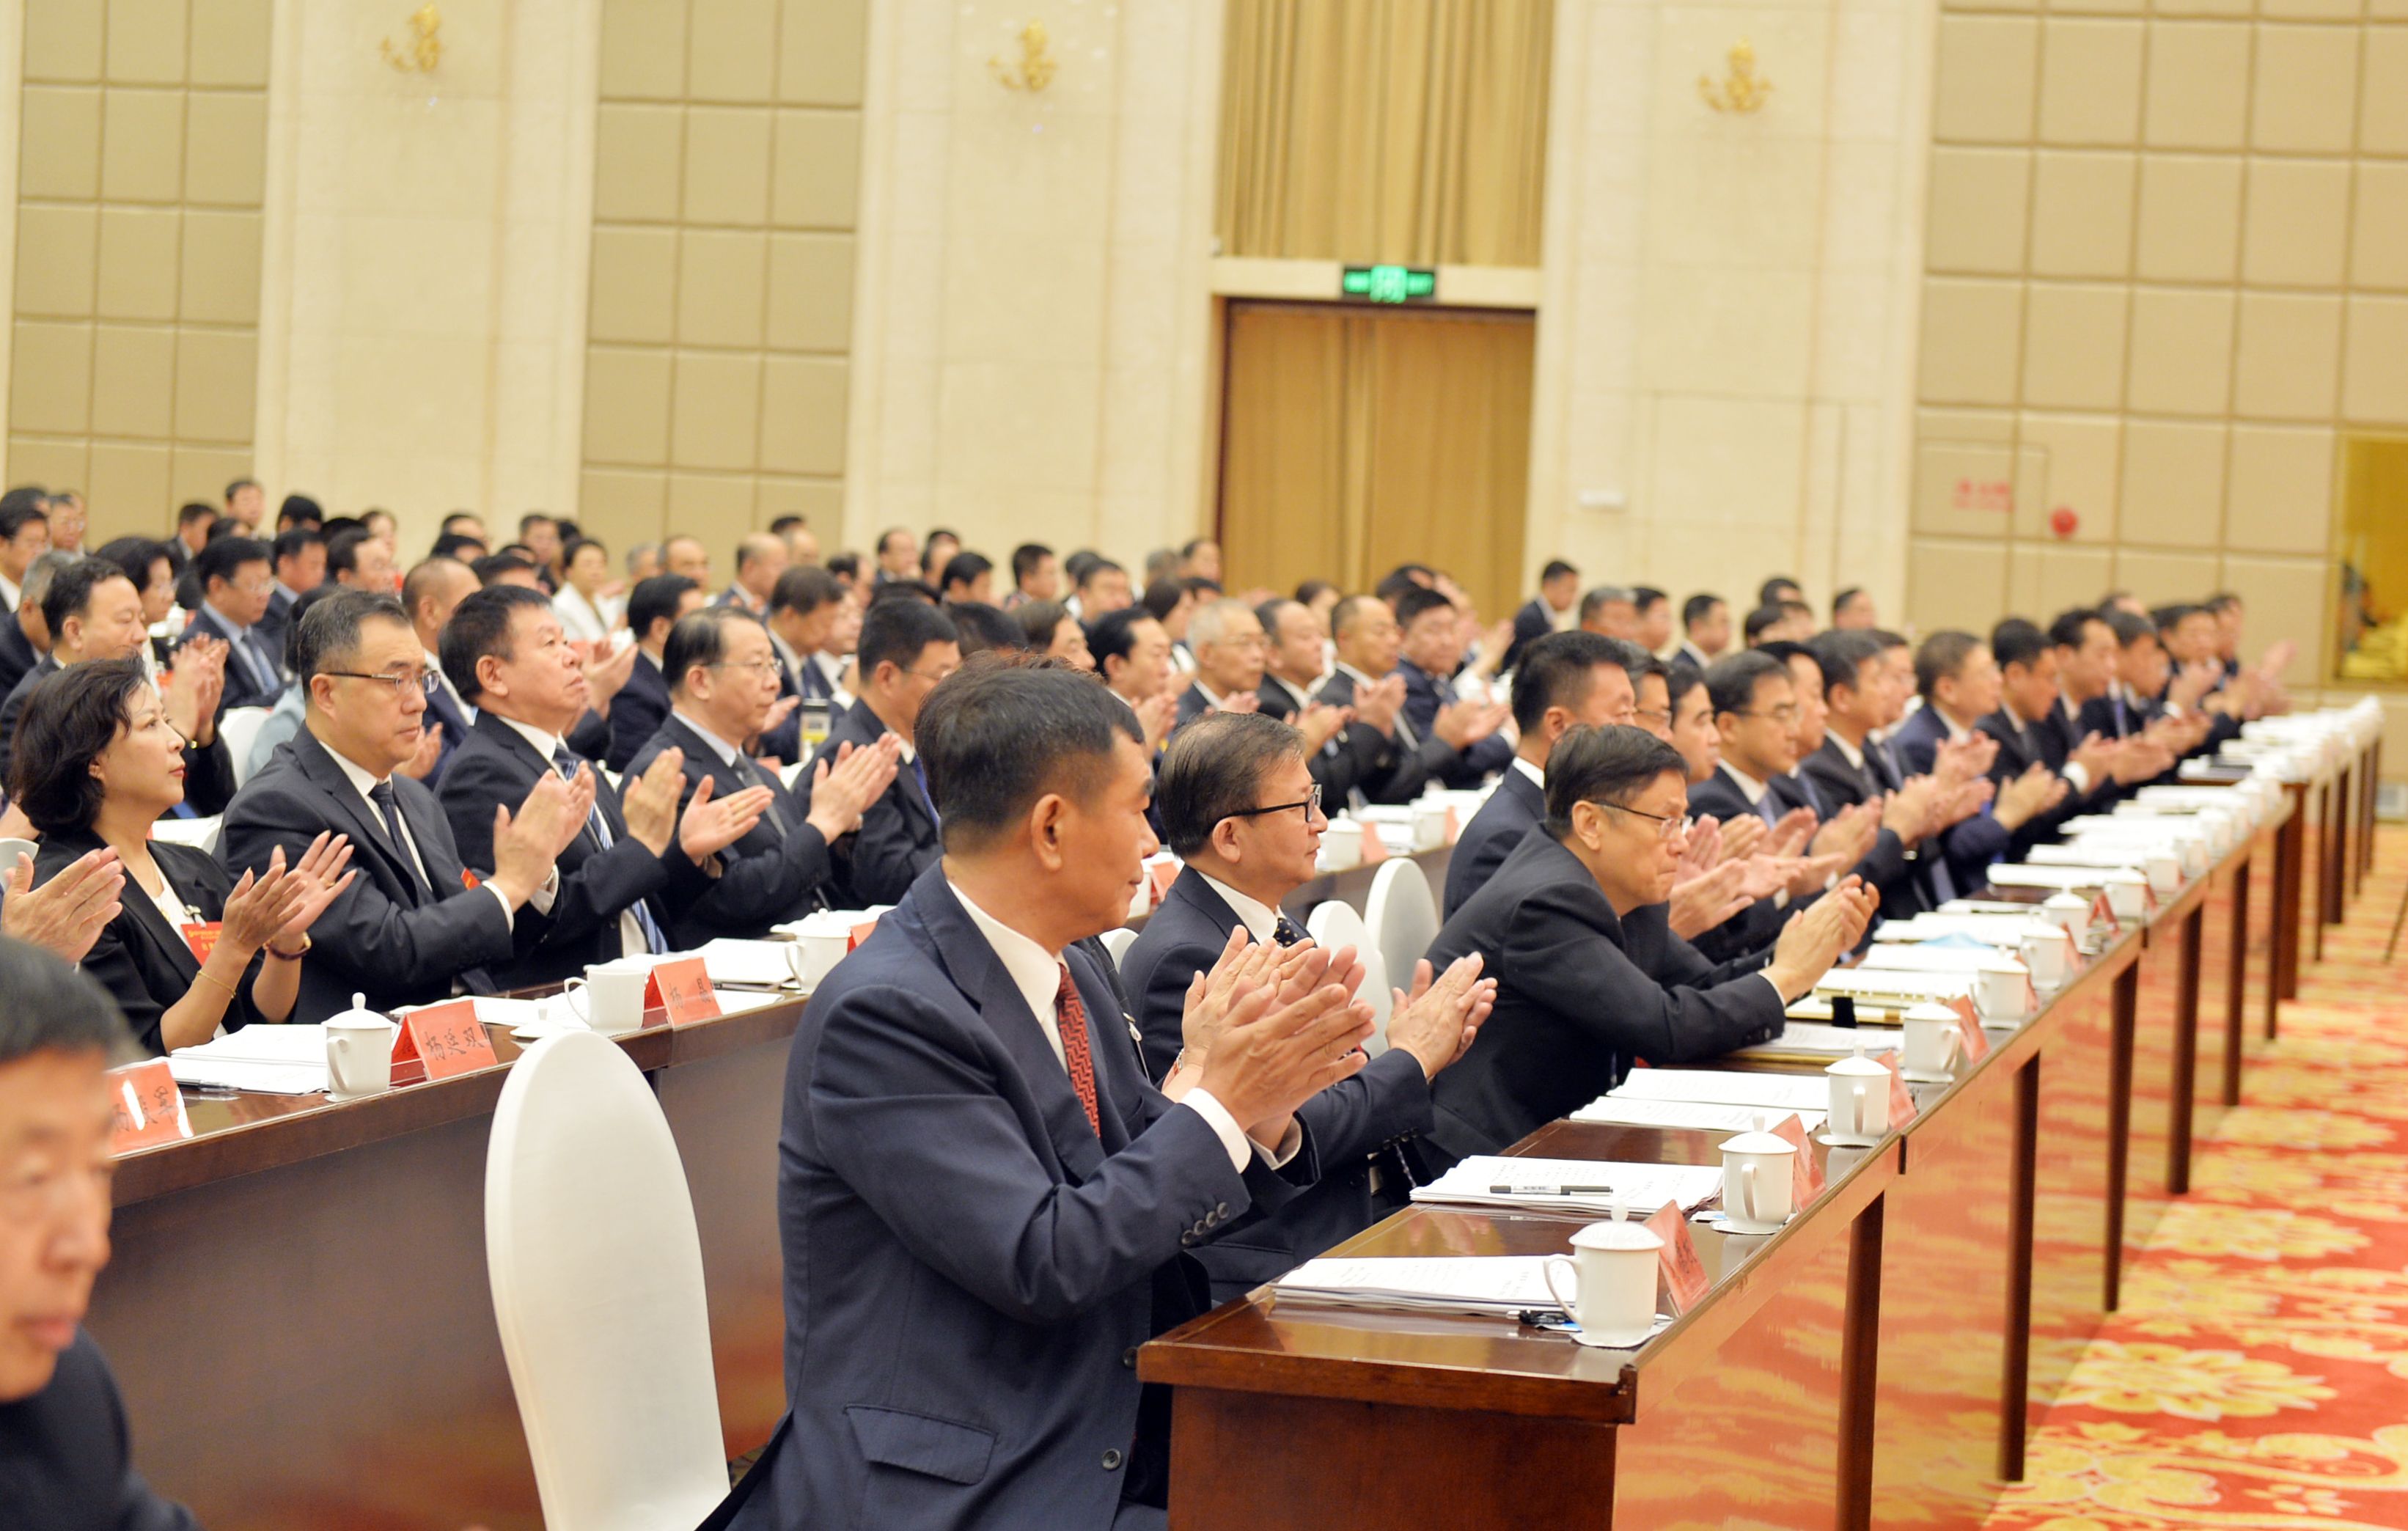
1813, 969, 1975, 1003
1873, 913, 2057, 944
1854, 945, 2008, 974
1571, 1096, 1824, 1134
169, 1024, 330, 1094
699, 939, 796, 988
1732, 1022, 1901, 1060
1609, 1069, 1831, 1113
1412, 1157, 1723, 1216
1986, 864, 2122, 890
1272, 1256, 1560, 1315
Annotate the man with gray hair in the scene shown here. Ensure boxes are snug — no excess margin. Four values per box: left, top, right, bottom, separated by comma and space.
1579, 584, 1641, 642
718, 532, 789, 615
0, 549, 73, 699
1172, 597, 1269, 730
624, 540, 661, 583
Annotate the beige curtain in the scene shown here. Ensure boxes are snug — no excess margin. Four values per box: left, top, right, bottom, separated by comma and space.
1216, 0, 1554, 267
1219, 302, 1533, 620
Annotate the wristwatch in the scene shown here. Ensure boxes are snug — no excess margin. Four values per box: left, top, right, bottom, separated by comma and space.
265, 933, 312, 962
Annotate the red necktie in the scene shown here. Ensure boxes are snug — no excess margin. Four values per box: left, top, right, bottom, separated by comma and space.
1053, 966, 1101, 1138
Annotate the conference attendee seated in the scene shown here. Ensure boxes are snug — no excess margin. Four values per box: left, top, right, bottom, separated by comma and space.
260, 528, 326, 660
0, 551, 67, 699
391, 554, 480, 785
92, 540, 177, 673
1892, 631, 2063, 886
1071, 554, 1131, 617
757, 565, 849, 764
15, 661, 353, 1054
806, 598, 959, 906
1395, 592, 1516, 785
437, 587, 771, 986
1444, 631, 1637, 918
1832, 586, 1876, 630
221, 591, 581, 1019
1172, 598, 1269, 727
1121, 712, 1492, 1301
1317, 595, 1507, 804
326, 526, 395, 596
2047, 608, 2173, 798
550, 536, 616, 642
1674, 592, 1729, 672
1983, 618, 2120, 839
716, 533, 789, 616
626, 608, 895, 944
1252, 596, 1358, 801
1802, 630, 1945, 919
1004, 541, 1057, 609
0, 491, 49, 614
1686, 652, 1878, 900
1090, 606, 1179, 752
1423, 725, 1873, 1167
1018, 598, 1093, 669
606, 573, 704, 772
1578, 585, 1640, 642
176, 535, 285, 712
0, 939, 201, 1529
1502, 559, 1578, 673
712, 660, 1380, 1530
1632, 587, 1673, 656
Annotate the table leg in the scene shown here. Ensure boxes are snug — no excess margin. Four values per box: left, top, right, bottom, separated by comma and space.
2106, 962, 2137, 1312
2167, 905, 2202, 1196
2225, 851, 2249, 1109
2275, 793, 2304, 1016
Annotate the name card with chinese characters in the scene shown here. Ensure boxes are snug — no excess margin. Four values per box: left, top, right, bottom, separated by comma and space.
392, 1000, 498, 1081
1646, 1203, 1710, 1315
1878, 1053, 1920, 1126
107, 1061, 189, 1153
1768, 1112, 1825, 1203
647, 957, 720, 1027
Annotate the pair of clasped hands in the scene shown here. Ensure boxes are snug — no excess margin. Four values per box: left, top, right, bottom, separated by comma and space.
1158, 928, 1499, 1150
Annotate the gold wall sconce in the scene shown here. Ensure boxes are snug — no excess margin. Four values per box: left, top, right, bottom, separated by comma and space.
381, 4, 444, 74
1699, 40, 1772, 114
990, 21, 1058, 93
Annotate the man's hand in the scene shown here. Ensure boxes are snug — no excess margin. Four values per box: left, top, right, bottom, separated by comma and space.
1384, 954, 1497, 1080
1717, 814, 1766, 864
2168, 661, 2219, 711
1, 848, 123, 964
1935, 776, 1994, 829
1993, 762, 2062, 832
678, 773, 771, 862
1881, 776, 1939, 842
1179, 928, 1277, 1065
1675, 815, 1725, 880
397, 721, 445, 780
620, 748, 687, 855
803, 735, 902, 843
1433, 697, 1508, 750
489, 771, 575, 908
582, 637, 637, 715
2066, 733, 2114, 791
1195, 980, 1375, 1141
1210, 690, 1260, 716
1134, 692, 1178, 752
1763, 878, 1879, 1000
1296, 702, 1348, 754
757, 694, 801, 744
1352, 675, 1406, 737
1765, 805, 1818, 859
1669, 861, 1754, 938
1808, 800, 1876, 867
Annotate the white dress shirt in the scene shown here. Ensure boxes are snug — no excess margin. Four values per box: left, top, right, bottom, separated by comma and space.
553, 585, 612, 644
321, 741, 554, 926
950, 879, 1292, 1172
495, 713, 652, 958
672, 710, 748, 769
1194, 872, 1278, 944
208, 601, 282, 694
1510, 756, 1545, 791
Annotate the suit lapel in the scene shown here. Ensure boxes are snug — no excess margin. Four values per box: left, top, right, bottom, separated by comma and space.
291, 735, 426, 901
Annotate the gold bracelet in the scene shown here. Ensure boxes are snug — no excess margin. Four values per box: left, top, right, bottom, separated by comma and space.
194, 968, 241, 1000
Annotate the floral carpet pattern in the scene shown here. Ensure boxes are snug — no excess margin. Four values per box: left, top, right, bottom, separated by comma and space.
1987, 824, 2408, 1530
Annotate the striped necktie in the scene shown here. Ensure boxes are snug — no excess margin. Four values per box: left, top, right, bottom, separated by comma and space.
555, 746, 668, 955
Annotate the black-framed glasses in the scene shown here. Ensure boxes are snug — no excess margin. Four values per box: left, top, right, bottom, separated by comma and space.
1598, 801, 1691, 842
1634, 707, 1673, 727
1225, 783, 1324, 823
324, 669, 439, 697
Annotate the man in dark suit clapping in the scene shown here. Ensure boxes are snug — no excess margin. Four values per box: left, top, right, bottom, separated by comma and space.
804, 598, 958, 906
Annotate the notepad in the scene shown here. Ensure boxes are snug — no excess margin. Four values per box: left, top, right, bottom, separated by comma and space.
1854, 945, 2013, 974
699, 939, 796, 988
1570, 1096, 1825, 1134
1608, 1069, 1830, 1113
1271, 1257, 1562, 1315
1733, 1022, 1901, 1060
1413, 1157, 1724, 1216
2027, 845, 2148, 870
1986, 864, 2124, 890
1873, 914, 2056, 945
168, 1024, 332, 1093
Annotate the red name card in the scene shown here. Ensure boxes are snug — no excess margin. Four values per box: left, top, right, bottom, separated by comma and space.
1645, 1203, 1711, 1315
178, 921, 224, 966
391, 1000, 498, 1081
1359, 822, 1388, 865
848, 917, 880, 952
2089, 891, 2119, 937
1878, 1053, 1920, 1126
1947, 995, 1991, 1062
1149, 861, 1179, 904
1768, 1112, 1826, 1203
106, 1060, 190, 1153
645, 956, 721, 1027
1444, 806, 1461, 845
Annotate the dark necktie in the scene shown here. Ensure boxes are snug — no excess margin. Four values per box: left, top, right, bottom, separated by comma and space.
243, 631, 282, 691
911, 755, 940, 826
745, 757, 790, 840
365, 779, 433, 900
554, 746, 667, 955
1053, 966, 1101, 1137
1273, 912, 1307, 947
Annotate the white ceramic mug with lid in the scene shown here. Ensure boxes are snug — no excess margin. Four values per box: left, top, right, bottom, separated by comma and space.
1900, 1002, 1961, 1079
562, 958, 650, 1035
1825, 1049, 1890, 1146
325, 993, 397, 1101
1718, 1128, 1796, 1233
1541, 1214, 1663, 1347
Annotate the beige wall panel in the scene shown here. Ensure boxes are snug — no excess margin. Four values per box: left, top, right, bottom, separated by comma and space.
2030, 150, 2137, 279
1935, 17, 2042, 143
2351, 163, 2408, 288
1908, 537, 2014, 634
675, 230, 768, 348
2112, 547, 2222, 602
1919, 278, 2026, 405
2038, 19, 2145, 147
2363, 28, 2408, 153
669, 350, 763, 469
1914, 437, 2020, 534
166, 446, 248, 507
599, 0, 689, 100
595, 104, 685, 224
2016, 411, 2124, 540
757, 354, 848, 476
89, 323, 175, 438
100, 89, 184, 204
12, 321, 93, 435
2225, 424, 2336, 550
2143, 23, 2253, 151
2341, 295, 2408, 420
2125, 287, 2236, 416
666, 470, 757, 526
10, 438, 88, 496
771, 111, 862, 229
24, 0, 103, 83
183, 94, 267, 208
582, 347, 675, 467
2242, 159, 2352, 289
755, 474, 843, 525
172, 329, 254, 442
86, 439, 171, 525
777, 0, 867, 107
187, 0, 272, 89
103, 0, 186, 85
2016, 542, 2117, 620
2118, 419, 2228, 544
178, 210, 262, 325
1926, 147, 2033, 275
1920, 406, 2020, 445
21, 87, 102, 201
765, 232, 853, 353
2218, 555, 2330, 683
2022, 283, 2131, 409
2156, 0, 2253, 19
588, 227, 678, 345
578, 468, 669, 549
95, 208, 180, 322
15, 204, 98, 317
688, 0, 777, 103
2233, 291, 2344, 419
2134, 155, 2244, 283
2251, 25, 2362, 155
683, 108, 773, 226
2264, 0, 2363, 19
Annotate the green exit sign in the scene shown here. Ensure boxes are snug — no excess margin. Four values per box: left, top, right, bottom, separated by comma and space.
1340, 265, 1437, 304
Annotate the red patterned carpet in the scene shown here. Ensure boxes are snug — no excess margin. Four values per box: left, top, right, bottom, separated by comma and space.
1986, 823, 2408, 1530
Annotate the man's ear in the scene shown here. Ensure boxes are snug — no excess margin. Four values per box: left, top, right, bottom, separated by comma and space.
1029, 792, 1069, 870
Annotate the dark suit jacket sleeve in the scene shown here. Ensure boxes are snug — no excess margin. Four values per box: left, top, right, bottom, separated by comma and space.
808, 980, 1263, 1326
1291, 1045, 1432, 1166
672, 758, 835, 929
442, 746, 678, 952
180, 736, 236, 818
1510, 881, 1787, 1065
565, 708, 612, 763
843, 783, 933, 907
606, 687, 667, 774
1126, 930, 1216, 1082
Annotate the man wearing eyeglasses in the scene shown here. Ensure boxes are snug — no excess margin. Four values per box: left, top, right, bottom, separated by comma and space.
222, 590, 586, 1019
1423, 724, 1875, 1167
1121, 711, 1494, 1301
177, 535, 285, 713
803, 598, 961, 906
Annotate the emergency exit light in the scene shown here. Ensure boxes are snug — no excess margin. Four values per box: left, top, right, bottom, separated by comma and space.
1340, 265, 1437, 304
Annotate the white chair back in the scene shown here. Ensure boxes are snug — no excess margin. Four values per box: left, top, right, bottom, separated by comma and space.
216, 707, 274, 789
1099, 925, 1142, 971
148, 815, 221, 856
0, 837, 34, 875
1364, 858, 1439, 1006
1307, 900, 1390, 1052
485, 1032, 727, 1531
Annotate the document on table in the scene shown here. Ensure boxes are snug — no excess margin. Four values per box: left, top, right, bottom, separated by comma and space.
1986, 864, 2122, 890
1571, 1095, 1825, 1134
1731, 1022, 1900, 1060
1609, 1069, 1830, 1113
1854, 944, 2012, 974
1873, 914, 2053, 944
699, 939, 797, 988
2027, 845, 2148, 869
1272, 1257, 1562, 1315
1412, 1157, 1725, 1216
169, 1024, 330, 1093
1813, 969, 1975, 1002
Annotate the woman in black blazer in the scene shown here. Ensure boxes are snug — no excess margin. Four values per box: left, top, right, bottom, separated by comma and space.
14, 658, 354, 1055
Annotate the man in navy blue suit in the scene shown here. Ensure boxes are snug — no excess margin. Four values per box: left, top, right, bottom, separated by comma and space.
1121, 711, 1493, 1300
175, 535, 285, 713
1890, 631, 2065, 891
606, 573, 704, 773
715, 660, 1391, 1530
1392, 587, 1512, 789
